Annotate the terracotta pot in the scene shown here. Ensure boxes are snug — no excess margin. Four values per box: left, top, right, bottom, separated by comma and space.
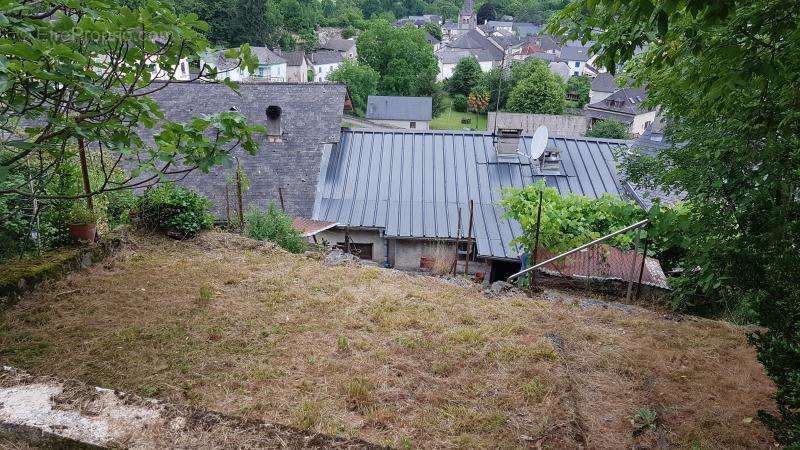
420, 256, 434, 269
68, 223, 96, 243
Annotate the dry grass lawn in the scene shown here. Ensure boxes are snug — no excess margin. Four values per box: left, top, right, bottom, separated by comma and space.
0, 231, 777, 448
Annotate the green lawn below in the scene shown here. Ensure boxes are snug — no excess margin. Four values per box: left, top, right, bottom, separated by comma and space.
430, 108, 487, 131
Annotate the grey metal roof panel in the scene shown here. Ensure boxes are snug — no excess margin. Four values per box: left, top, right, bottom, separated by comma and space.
312, 130, 629, 259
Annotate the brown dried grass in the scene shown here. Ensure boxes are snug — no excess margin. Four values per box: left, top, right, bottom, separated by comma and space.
0, 231, 777, 448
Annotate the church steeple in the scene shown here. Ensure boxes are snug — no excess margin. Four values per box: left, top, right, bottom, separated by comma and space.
458, 0, 476, 30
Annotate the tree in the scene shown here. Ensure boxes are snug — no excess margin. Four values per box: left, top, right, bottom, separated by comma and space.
566, 75, 591, 107
328, 60, 380, 116
422, 22, 442, 41
505, 61, 565, 114
476, 3, 496, 24
554, 0, 800, 443
585, 120, 629, 139
357, 21, 439, 96
446, 57, 483, 96
468, 91, 490, 114
0, 2, 264, 226
475, 67, 509, 111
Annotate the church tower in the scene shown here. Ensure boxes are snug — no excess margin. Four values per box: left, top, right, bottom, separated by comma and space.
458, 0, 477, 30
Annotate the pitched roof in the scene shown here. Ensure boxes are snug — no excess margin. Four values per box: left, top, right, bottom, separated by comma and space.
312, 130, 629, 260
448, 29, 504, 60
586, 87, 651, 116
310, 50, 343, 65
366, 96, 433, 121
560, 45, 591, 62
321, 38, 356, 52
283, 51, 307, 66
513, 22, 541, 37
251, 47, 287, 65
142, 82, 347, 219
590, 72, 618, 93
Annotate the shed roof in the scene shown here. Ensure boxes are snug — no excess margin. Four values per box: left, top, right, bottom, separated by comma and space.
312, 130, 629, 260
366, 96, 433, 121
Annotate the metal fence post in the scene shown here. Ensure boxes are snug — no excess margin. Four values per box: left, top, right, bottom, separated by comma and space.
530, 189, 543, 287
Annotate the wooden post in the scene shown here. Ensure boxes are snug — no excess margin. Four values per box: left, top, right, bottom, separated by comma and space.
464, 200, 474, 276
278, 187, 286, 212
225, 184, 232, 228
625, 228, 641, 303
235, 159, 244, 228
635, 236, 650, 301
530, 189, 543, 287
77, 137, 93, 211
452, 206, 462, 275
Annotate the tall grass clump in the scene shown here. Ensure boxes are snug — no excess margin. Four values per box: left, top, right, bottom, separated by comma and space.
245, 203, 306, 253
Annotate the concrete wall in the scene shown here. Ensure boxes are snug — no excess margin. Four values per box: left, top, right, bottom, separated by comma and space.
286, 61, 308, 82
488, 112, 591, 137
370, 119, 430, 130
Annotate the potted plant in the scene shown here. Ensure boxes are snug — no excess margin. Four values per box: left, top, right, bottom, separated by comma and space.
68, 203, 97, 243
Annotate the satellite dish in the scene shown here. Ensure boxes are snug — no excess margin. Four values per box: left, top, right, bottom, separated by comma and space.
528, 126, 549, 159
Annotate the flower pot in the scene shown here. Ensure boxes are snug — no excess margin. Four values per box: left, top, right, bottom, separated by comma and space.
68, 223, 96, 243
420, 256, 435, 269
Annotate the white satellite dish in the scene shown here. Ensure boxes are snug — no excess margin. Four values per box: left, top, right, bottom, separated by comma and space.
528, 126, 549, 159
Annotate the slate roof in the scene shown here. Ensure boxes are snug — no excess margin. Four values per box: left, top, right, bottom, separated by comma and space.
560, 45, 591, 62
321, 38, 356, 52
425, 32, 441, 45
513, 22, 541, 37
310, 50, 343, 65
448, 29, 504, 61
252, 47, 287, 65
312, 130, 630, 260
591, 72, 619, 93
586, 87, 651, 117
283, 51, 307, 67
366, 96, 433, 121
142, 82, 347, 219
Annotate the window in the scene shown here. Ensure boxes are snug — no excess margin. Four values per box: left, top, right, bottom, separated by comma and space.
574, 61, 580, 67
410, 121, 416, 129
180, 61, 187, 75
336, 242, 373, 260
257, 66, 265, 77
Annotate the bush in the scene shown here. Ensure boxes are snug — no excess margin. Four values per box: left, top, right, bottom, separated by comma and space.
137, 184, 214, 238
68, 203, 96, 225
452, 94, 468, 112
245, 204, 306, 253
586, 119, 630, 139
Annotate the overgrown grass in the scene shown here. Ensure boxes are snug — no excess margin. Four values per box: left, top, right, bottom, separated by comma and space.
0, 231, 778, 448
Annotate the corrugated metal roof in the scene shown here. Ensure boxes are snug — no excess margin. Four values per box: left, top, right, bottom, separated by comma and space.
312, 130, 629, 260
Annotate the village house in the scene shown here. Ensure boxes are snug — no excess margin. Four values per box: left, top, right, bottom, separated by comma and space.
560, 45, 595, 77
200, 47, 287, 82
151, 57, 191, 81
395, 14, 442, 27
425, 32, 442, 51
310, 129, 636, 281
435, 28, 505, 80
309, 50, 343, 82
589, 72, 619, 103
283, 51, 309, 83
144, 82, 349, 226
319, 38, 358, 60
365, 96, 432, 129
584, 87, 657, 137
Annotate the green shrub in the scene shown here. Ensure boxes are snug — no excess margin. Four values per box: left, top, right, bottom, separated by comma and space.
68, 203, 96, 225
137, 184, 214, 238
244, 204, 306, 253
452, 94, 468, 113
585, 119, 630, 139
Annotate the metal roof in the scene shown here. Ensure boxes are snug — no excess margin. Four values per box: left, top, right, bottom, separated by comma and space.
366, 96, 433, 121
312, 130, 630, 260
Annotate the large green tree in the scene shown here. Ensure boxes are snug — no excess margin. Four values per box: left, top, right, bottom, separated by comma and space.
0, 2, 263, 219
357, 20, 439, 96
446, 57, 483, 97
505, 60, 565, 114
328, 60, 380, 116
554, 0, 800, 443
